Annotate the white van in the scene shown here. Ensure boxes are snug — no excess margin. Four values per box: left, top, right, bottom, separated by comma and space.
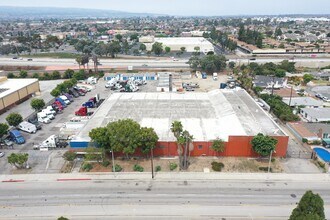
59, 95, 71, 105
18, 121, 37, 134
37, 112, 51, 124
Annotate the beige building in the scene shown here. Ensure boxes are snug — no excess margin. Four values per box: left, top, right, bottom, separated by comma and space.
0, 77, 40, 114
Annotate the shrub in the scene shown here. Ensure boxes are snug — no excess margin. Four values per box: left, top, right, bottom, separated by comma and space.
102, 160, 110, 167
312, 140, 322, 145
7, 73, 15, 78
169, 163, 178, 171
211, 161, 224, 172
58, 217, 69, 220
155, 165, 161, 172
271, 158, 276, 163
302, 138, 308, 143
82, 163, 93, 172
259, 167, 272, 172
114, 164, 122, 172
317, 161, 325, 169
63, 151, 76, 162
133, 164, 144, 172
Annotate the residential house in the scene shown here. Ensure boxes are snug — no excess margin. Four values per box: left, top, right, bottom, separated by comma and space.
253, 75, 287, 89
300, 108, 330, 122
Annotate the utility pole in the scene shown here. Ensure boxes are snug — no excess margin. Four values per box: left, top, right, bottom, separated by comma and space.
151, 148, 154, 179
111, 150, 115, 173
289, 86, 293, 107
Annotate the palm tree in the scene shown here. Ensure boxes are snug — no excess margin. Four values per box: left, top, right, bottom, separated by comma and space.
75, 56, 82, 69
171, 121, 183, 139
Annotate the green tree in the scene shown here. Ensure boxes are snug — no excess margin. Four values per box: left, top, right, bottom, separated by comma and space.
251, 133, 278, 157
229, 61, 236, 69
200, 54, 227, 74
170, 121, 183, 139
188, 56, 201, 71
63, 69, 74, 79
7, 153, 29, 169
0, 123, 9, 138
139, 43, 146, 51
6, 113, 23, 127
19, 70, 28, 78
165, 46, 171, 53
57, 217, 69, 220
278, 43, 285, 49
289, 190, 325, 220
51, 71, 61, 80
139, 127, 159, 154
303, 74, 314, 84
133, 49, 140, 56
180, 47, 186, 53
115, 34, 123, 42
63, 151, 76, 162
7, 73, 15, 78
75, 56, 82, 69
151, 42, 163, 56
30, 98, 45, 112
50, 89, 61, 97
211, 138, 225, 153
85, 147, 103, 163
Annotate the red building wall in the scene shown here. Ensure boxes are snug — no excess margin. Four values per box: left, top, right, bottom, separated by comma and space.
154, 135, 288, 158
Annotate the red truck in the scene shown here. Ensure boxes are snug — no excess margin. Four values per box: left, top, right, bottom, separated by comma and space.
75, 107, 93, 116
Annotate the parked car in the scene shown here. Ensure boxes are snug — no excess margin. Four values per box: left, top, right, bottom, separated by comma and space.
0, 152, 4, 158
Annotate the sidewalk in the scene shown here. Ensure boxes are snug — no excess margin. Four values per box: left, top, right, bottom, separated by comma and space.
1, 172, 329, 183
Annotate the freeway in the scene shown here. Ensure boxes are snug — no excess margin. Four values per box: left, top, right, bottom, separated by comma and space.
0, 175, 329, 219
0, 57, 330, 70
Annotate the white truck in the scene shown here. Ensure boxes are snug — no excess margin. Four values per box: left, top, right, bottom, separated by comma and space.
59, 95, 71, 105
37, 112, 51, 124
17, 121, 37, 134
36, 135, 68, 150
45, 106, 56, 115
87, 77, 97, 84
213, 72, 218, 81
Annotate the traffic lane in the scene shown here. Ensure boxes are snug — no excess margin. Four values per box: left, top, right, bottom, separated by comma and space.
1, 180, 330, 206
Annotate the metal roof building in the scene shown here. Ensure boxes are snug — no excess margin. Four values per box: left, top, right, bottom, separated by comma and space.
71, 89, 286, 144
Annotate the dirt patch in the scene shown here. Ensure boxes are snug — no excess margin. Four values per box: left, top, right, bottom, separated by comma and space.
82, 157, 284, 173
60, 161, 74, 173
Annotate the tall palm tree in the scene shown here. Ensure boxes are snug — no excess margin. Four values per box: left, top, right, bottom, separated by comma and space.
75, 56, 82, 70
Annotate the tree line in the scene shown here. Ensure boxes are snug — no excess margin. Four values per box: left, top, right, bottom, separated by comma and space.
238, 24, 263, 48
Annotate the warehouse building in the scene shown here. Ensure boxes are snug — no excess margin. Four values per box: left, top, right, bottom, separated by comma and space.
70, 89, 289, 157
145, 37, 214, 54
0, 77, 40, 114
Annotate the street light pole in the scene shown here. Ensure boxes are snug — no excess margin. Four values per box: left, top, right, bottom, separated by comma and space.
268, 150, 275, 173
151, 148, 154, 179
111, 150, 115, 173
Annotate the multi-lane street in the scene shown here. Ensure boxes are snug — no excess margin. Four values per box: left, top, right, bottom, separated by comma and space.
0, 174, 329, 219
0, 57, 330, 70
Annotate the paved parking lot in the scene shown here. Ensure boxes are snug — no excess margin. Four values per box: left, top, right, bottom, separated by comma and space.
0, 78, 113, 174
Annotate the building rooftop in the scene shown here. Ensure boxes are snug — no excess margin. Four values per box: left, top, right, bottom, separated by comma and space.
301, 108, 330, 119
0, 77, 39, 99
74, 89, 285, 143
154, 37, 213, 46
282, 97, 324, 107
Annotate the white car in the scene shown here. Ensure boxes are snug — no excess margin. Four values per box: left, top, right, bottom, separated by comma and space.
0, 152, 5, 158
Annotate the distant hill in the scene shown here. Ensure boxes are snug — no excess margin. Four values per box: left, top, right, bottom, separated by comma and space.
0, 6, 162, 19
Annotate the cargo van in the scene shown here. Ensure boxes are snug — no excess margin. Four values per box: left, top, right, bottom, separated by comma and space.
9, 130, 25, 144
18, 121, 37, 134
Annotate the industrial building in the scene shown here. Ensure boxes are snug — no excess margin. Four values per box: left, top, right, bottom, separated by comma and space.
0, 77, 40, 114
145, 37, 214, 54
70, 89, 289, 157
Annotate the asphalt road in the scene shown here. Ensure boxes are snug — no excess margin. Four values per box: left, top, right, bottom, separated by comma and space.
1, 57, 330, 69
0, 178, 329, 219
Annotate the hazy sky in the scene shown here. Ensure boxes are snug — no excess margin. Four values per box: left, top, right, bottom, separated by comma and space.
1, 0, 329, 16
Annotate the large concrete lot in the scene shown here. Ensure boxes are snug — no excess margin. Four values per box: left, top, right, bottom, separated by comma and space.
0, 79, 111, 174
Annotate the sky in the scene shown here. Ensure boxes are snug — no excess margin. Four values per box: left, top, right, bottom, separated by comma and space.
0, 0, 329, 16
